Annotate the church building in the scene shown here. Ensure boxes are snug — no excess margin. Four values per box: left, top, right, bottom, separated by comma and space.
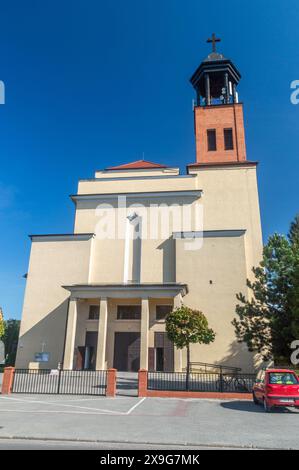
16, 37, 263, 373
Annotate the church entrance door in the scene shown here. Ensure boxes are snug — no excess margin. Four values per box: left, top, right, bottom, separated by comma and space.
113, 332, 140, 372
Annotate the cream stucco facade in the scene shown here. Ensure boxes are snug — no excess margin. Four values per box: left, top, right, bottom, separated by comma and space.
16, 161, 262, 373
16, 48, 263, 373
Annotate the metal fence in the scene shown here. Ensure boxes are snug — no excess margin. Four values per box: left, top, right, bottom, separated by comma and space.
12, 369, 107, 395
147, 371, 256, 393
189, 362, 241, 374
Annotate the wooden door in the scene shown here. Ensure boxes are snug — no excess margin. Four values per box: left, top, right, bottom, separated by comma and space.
154, 332, 174, 372
163, 335, 174, 372
85, 332, 98, 370
148, 348, 155, 371
76, 347, 85, 370
128, 334, 141, 372
113, 332, 140, 371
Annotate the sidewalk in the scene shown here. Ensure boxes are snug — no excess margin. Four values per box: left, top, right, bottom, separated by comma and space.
116, 372, 138, 396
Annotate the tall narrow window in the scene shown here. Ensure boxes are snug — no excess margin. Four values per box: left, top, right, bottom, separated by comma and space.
156, 305, 172, 321
224, 128, 234, 150
207, 129, 217, 151
88, 305, 100, 320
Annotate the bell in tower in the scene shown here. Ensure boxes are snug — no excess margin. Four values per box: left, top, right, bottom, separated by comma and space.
190, 35, 248, 166
190, 34, 241, 107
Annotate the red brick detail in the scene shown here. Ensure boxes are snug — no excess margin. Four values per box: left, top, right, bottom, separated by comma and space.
106, 160, 167, 170
106, 368, 117, 397
138, 369, 148, 397
194, 103, 247, 164
1, 367, 15, 395
145, 390, 252, 400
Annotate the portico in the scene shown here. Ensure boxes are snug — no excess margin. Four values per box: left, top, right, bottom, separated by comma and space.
62, 283, 187, 372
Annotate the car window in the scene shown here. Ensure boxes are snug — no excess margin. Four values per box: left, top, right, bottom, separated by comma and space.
268, 372, 298, 385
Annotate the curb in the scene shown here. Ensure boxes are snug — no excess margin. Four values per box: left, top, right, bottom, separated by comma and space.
0, 435, 294, 450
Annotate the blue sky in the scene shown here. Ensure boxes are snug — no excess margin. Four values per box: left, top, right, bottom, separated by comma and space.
0, 0, 298, 319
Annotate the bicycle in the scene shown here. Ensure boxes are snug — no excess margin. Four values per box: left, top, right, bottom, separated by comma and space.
216, 374, 251, 393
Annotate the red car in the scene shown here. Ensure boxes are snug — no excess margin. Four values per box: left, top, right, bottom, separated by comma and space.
253, 368, 299, 412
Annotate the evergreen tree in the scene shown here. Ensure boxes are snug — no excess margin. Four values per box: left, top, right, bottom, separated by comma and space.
3, 319, 20, 366
233, 215, 299, 362
0, 308, 5, 339
289, 213, 299, 247
288, 215, 299, 340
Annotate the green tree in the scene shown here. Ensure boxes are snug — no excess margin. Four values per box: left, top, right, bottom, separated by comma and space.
289, 262, 299, 340
166, 306, 215, 390
233, 215, 299, 362
288, 215, 299, 341
3, 319, 20, 366
289, 214, 299, 248
0, 308, 5, 339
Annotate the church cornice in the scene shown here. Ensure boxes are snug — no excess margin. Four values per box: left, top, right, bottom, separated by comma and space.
173, 229, 246, 239
29, 233, 94, 242
71, 190, 203, 202
62, 283, 189, 299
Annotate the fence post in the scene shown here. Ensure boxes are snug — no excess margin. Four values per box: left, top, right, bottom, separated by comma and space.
106, 368, 117, 397
219, 367, 224, 393
1, 367, 15, 395
138, 369, 148, 397
57, 368, 62, 394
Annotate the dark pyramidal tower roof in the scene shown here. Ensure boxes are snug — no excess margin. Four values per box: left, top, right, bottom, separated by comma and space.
190, 34, 241, 101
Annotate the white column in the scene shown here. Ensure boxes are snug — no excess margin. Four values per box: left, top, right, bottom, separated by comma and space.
124, 213, 141, 283
96, 298, 108, 370
124, 217, 132, 283
140, 298, 149, 369
63, 299, 78, 370
173, 293, 183, 372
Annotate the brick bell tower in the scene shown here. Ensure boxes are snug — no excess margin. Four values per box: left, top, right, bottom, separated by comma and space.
190, 34, 247, 165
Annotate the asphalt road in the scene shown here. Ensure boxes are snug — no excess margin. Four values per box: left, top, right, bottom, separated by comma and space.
0, 394, 298, 449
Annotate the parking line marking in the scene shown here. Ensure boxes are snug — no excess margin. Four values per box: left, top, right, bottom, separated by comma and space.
0, 396, 122, 415
0, 409, 121, 416
126, 397, 146, 415
35, 396, 136, 404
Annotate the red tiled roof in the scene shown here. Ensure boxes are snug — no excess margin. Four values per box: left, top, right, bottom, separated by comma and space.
106, 160, 168, 171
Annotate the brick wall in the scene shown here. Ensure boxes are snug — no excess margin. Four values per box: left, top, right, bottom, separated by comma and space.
194, 103, 247, 164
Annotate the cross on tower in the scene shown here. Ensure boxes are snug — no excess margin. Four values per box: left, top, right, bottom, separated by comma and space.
207, 33, 221, 53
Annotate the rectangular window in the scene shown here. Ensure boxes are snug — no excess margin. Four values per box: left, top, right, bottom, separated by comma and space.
88, 305, 100, 320
117, 305, 141, 320
207, 129, 217, 151
156, 305, 172, 321
224, 128, 234, 150
269, 372, 298, 385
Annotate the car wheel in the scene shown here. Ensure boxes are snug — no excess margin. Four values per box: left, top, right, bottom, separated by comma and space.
263, 398, 272, 413
253, 392, 259, 405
